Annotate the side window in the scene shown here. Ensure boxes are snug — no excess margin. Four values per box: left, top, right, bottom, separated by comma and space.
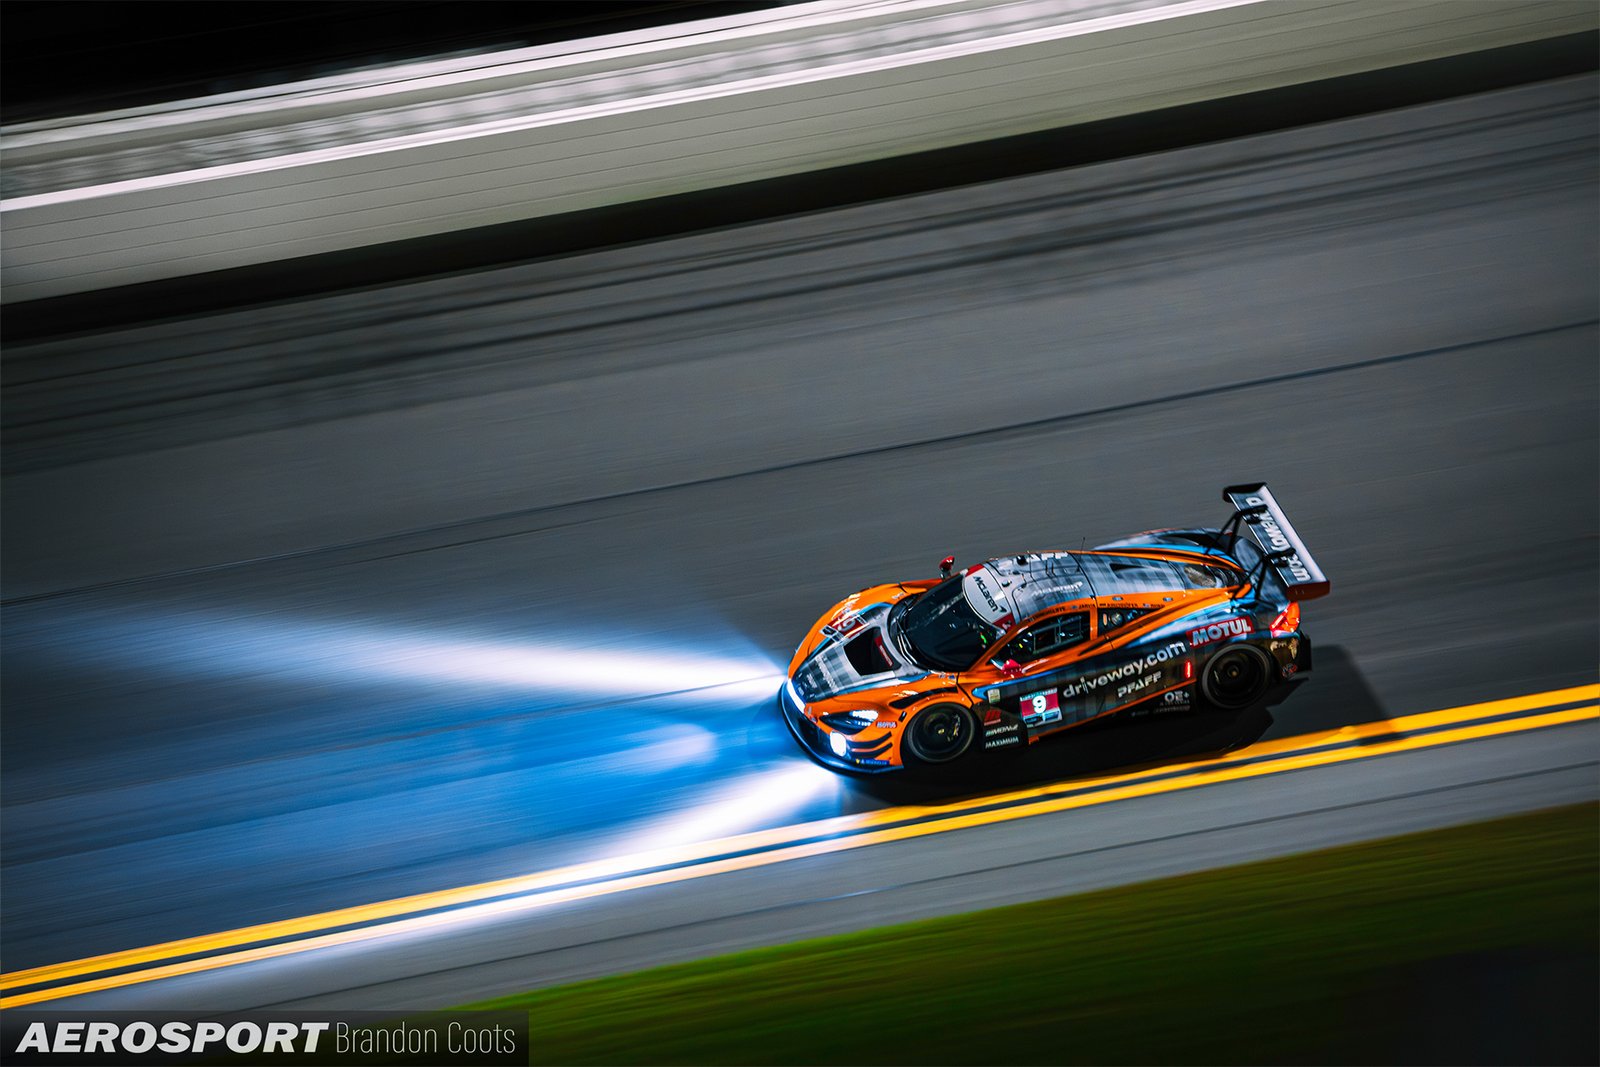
1179, 562, 1236, 589
1099, 606, 1155, 634
997, 612, 1090, 663
1104, 557, 1183, 592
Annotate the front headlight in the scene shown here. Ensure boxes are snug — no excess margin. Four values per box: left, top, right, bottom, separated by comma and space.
820, 709, 880, 735
828, 732, 849, 758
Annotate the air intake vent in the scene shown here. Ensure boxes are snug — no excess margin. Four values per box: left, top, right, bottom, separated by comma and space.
844, 631, 893, 676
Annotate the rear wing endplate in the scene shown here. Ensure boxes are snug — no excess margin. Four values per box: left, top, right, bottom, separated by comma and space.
1221, 483, 1330, 601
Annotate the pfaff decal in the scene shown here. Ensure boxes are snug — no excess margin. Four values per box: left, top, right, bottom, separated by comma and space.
1116, 671, 1160, 700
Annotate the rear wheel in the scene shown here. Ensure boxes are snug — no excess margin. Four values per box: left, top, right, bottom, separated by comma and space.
903, 702, 977, 765
1199, 644, 1273, 711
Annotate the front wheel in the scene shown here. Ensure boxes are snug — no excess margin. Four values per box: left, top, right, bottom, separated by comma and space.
1199, 644, 1273, 711
903, 702, 977, 766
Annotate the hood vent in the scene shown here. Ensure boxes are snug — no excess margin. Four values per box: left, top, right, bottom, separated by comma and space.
844, 630, 894, 677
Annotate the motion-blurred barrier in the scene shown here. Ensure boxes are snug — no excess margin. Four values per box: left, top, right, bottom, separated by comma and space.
2, 0, 1594, 303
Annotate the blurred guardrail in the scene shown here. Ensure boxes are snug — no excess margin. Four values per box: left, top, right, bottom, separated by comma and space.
2, 0, 1594, 304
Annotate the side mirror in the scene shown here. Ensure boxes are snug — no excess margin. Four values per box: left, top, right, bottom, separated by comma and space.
999, 659, 1024, 677
939, 555, 956, 577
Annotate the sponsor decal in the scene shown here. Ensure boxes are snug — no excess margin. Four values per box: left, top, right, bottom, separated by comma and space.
1244, 495, 1314, 582
962, 567, 1014, 625
984, 722, 1020, 737
825, 613, 864, 638
1282, 663, 1299, 678
1059, 641, 1187, 699
1188, 617, 1255, 647
985, 734, 1022, 749
1116, 671, 1160, 700
1160, 689, 1191, 707
1021, 688, 1063, 727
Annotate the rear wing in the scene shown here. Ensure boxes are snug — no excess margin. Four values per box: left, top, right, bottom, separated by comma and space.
1221, 483, 1330, 601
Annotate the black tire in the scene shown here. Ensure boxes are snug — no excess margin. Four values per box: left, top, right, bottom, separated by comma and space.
1199, 644, 1274, 711
903, 702, 977, 766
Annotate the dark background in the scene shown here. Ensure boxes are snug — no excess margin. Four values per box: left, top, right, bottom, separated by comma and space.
0, 1, 783, 123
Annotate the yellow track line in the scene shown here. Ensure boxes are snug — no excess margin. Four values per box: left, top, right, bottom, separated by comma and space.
1, 697, 1593, 1009
2, 683, 1593, 995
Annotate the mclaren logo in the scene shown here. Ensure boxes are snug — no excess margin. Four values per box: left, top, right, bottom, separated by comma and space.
971, 575, 1002, 614
962, 568, 1012, 624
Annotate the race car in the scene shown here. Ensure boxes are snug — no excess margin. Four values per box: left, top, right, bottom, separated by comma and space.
779, 483, 1328, 774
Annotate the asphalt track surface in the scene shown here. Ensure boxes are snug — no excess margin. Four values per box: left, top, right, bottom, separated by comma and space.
2, 76, 1597, 1011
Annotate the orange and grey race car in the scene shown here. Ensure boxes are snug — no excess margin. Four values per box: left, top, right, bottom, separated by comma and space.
780, 483, 1329, 774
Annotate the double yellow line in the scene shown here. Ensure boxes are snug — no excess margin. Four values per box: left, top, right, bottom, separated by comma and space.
3, 684, 1594, 1009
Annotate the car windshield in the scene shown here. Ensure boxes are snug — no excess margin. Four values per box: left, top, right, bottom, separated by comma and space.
893, 576, 1001, 671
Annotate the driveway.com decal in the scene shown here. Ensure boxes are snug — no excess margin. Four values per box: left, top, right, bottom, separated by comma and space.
1060, 641, 1186, 699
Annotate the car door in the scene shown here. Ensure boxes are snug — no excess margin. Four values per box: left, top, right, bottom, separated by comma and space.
966, 610, 1094, 737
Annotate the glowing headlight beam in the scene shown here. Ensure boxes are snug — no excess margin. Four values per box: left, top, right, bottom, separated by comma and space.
50, 608, 784, 699
602, 761, 839, 856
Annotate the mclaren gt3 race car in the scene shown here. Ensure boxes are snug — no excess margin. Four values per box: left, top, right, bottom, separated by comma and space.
780, 484, 1329, 774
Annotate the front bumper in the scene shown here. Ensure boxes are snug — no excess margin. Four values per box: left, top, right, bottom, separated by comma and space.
778, 681, 902, 774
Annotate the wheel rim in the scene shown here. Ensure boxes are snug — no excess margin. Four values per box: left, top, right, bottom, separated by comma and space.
1203, 646, 1270, 709
906, 704, 973, 763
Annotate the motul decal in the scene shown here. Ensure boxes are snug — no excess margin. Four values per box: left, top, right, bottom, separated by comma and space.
1188, 617, 1254, 647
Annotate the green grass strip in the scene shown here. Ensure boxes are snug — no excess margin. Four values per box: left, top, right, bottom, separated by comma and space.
470, 803, 1598, 1065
